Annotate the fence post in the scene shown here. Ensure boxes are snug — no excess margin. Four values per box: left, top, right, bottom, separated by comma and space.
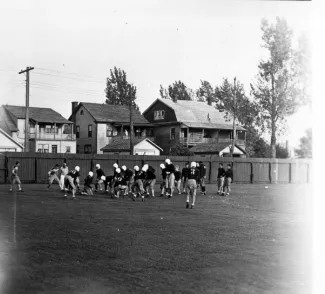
208, 159, 212, 183
269, 162, 272, 183
250, 162, 254, 184
5, 155, 8, 184
35, 157, 37, 183
289, 163, 292, 184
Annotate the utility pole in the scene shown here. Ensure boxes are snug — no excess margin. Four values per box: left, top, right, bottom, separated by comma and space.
129, 85, 134, 155
230, 77, 236, 158
19, 66, 34, 152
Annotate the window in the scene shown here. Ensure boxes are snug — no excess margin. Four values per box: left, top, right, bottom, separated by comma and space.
154, 110, 165, 120
76, 126, 80, 138
170, 127, 175, 140
88, 124, 92, 137
76, 145, 80, 154
66, 146, 71, 153
52, 145, 57, 153
37, 144, 49, 153
84, 144, 92, 154
146, 129, 154, 137
107, 124, 112, 137
45, 125, 58, 133
237, 131, 245, 140
80, 110, 84, 115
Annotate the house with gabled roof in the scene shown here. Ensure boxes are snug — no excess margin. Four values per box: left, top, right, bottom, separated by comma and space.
69, 102, 157, 154
0, 128, 24, 152
0, 105, 76, 153
142, 98, 247, 156
101, 137, 163, 155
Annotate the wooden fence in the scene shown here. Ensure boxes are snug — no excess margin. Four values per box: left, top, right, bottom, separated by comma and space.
0, 152, 312, 184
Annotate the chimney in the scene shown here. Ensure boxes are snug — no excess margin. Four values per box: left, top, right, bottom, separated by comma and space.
71, 101, 78, 114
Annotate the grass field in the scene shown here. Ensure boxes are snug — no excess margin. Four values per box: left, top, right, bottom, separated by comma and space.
0, 183, 312, 294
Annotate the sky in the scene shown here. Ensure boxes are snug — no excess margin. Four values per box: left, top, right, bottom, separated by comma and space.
0, 0, 313, 149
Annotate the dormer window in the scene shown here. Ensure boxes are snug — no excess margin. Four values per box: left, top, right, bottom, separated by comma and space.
154, 110, 165, 120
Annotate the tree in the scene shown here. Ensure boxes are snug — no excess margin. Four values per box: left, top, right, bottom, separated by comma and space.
250, 17, 308, 158
169, 143, 194, 156
197, 80, 216, 105
104, 66, 138, 154
105, 66, 139, 110
276, 144, 289, 159
159, 81, 192, 102
216, 78, 260, 127
295, 128, 312, 158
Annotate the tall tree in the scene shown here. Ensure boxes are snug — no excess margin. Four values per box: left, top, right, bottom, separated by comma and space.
215, 78, 260, 127
215, 78, 263, 157
197, 80, 216, 105
295, 128, 312, 158
105, 66, 139, 110
159, 81, 192, 102
250, 17, 308, 158
105, 67, 138, 154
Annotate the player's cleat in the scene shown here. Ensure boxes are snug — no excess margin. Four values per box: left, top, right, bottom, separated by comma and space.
141, 196, 145, 202
186, 202, 189, 209
226, 193, 229, 196
9, 189, 12, 192
203, 192, 206, 196
63, 195, 68, 199
191, 205, 194, 209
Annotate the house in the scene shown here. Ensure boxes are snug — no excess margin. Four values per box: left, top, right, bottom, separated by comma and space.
190, 143, 246, 157
69, 102, 157, 154
0, 105, 76, 153
0, 128, 24, 152
142, 98, 247, 156
101, 137, 163, 155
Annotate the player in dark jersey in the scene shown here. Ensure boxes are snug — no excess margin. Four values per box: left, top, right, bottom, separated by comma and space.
174, 165, 182, 195
143, 164, 156, 198
94, 164, 105, 192
217, 163, 226, 195
181, 162, 190, 194
222, 164, 233, 196
113, 168, 128, 198
165, 158, 176, 198
186, 162, 200, 209
159, 163, 166, 197
63, 166, 80, 199
81, 171, 94, 195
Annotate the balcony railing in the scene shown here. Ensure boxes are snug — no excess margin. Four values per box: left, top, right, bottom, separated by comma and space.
180, 137, 245, 145
29, 132, 76, 141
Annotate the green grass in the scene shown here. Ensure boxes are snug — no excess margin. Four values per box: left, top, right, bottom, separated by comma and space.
0, 183, 312, 294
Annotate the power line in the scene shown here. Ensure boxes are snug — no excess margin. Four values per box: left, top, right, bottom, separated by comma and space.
33, 71, 104, 84
30, 84, 105, 97
30, 81, 104, 95
35, 67, 105, 81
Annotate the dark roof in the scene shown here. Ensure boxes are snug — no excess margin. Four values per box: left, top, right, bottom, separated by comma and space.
100, 137, 162, 152
72, 102, 151, 125
3, 105, 72, 124
143, 99, 246, 131
190, 143, 246, 154
0, 107, 19, 133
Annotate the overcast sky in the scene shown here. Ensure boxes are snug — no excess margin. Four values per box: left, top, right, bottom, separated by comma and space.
0, 0, 313, 148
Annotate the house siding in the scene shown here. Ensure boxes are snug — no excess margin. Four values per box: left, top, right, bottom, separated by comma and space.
74, 105, 97, 154
0, 132, 23, 152
153, 123, 180, 155
143, 100, 177, 123
133, 140, 161, 155
97, 123, 115, 154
